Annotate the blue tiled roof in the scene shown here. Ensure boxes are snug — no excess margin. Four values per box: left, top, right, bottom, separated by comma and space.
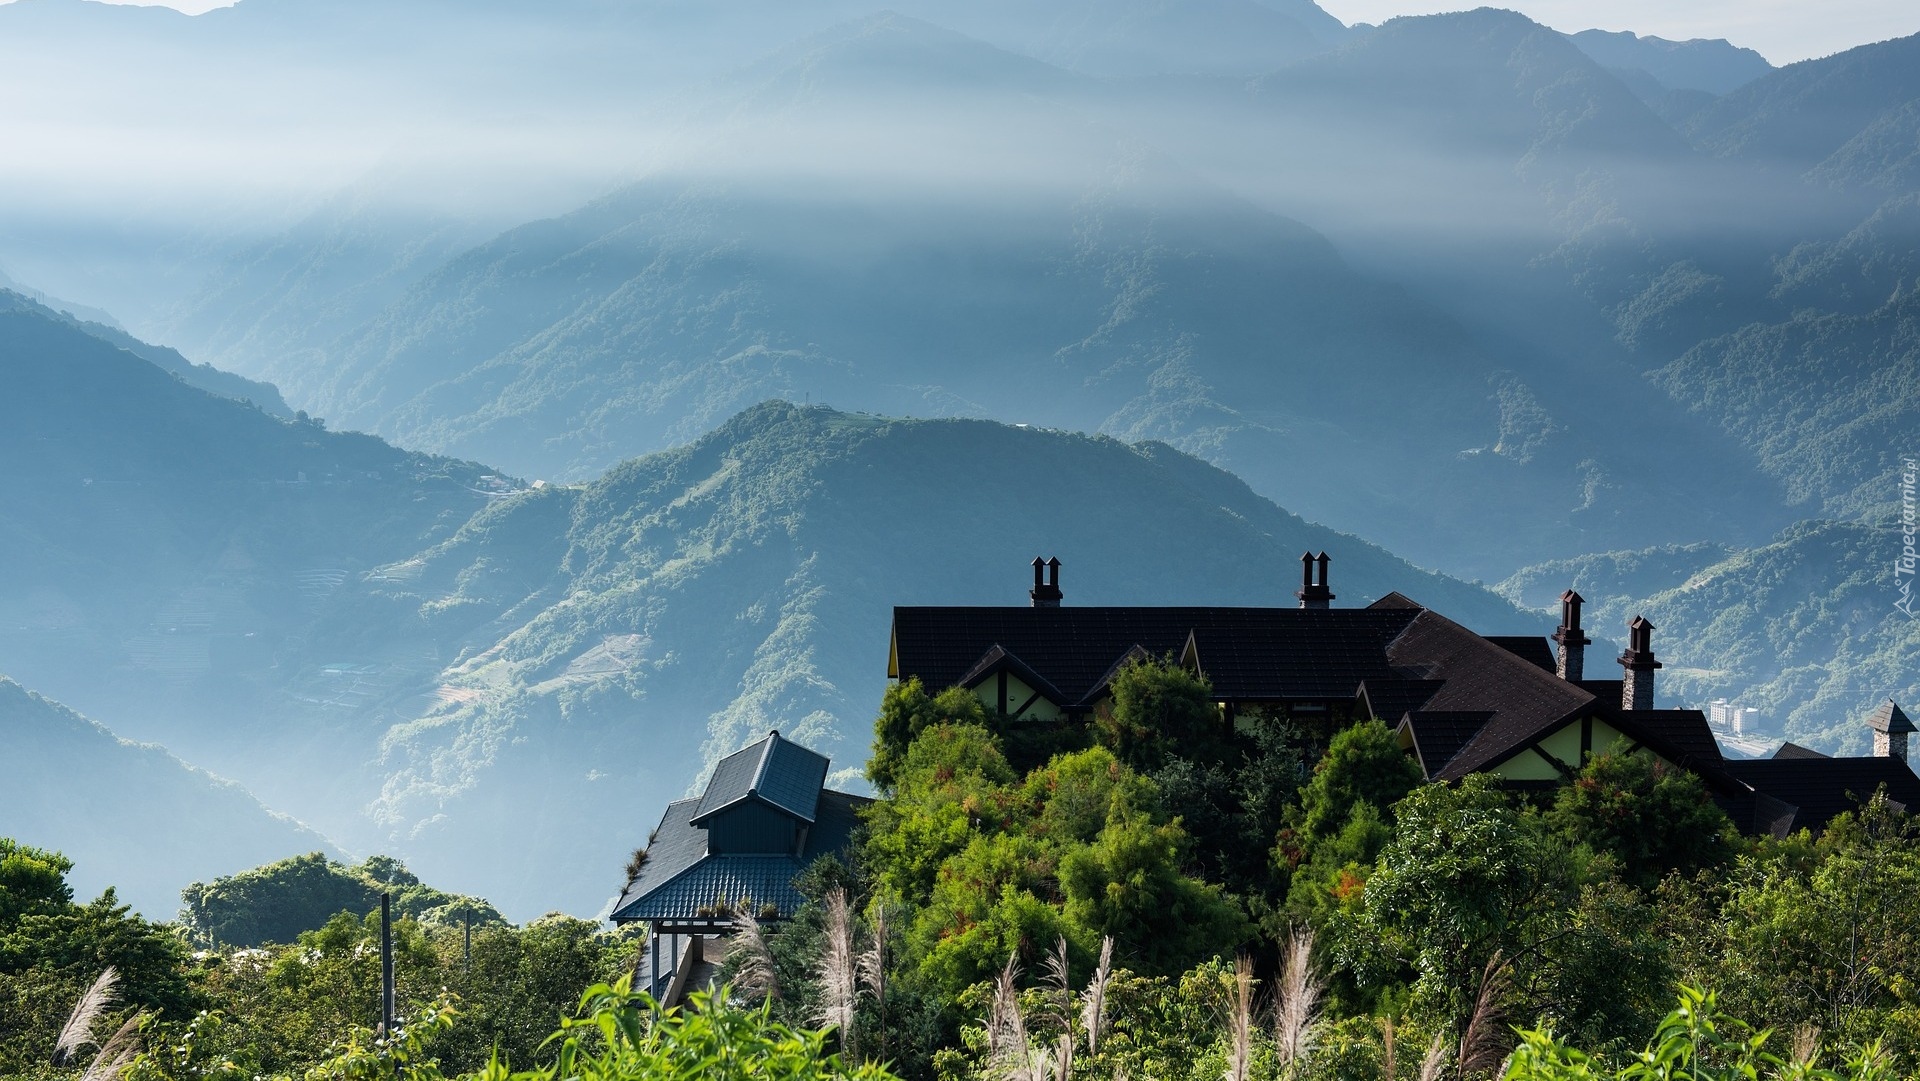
611, 751, 872, 925
611, 799, 708, 918
691, 730, 828, 825
614, 855, 808, 922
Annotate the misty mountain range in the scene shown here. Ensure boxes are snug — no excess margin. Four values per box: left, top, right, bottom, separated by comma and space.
2, 0, 1917, 918
0, 294, 1527, 915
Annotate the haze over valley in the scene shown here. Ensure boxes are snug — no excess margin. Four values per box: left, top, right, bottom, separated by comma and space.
3, 0, 1917, 920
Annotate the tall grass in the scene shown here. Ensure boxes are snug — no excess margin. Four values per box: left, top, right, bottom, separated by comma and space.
725, 910, 781, 1002
1273, 929, 1323, 1073
1081, 936, 1113, 1058
53, 968, 119, 1067
1043, 938, 1077, 1081
817, 888, 859, 1061
1456, 952, 1510, 1078
859, 902, 890, 1065
52, 967, 143, 1081
1224, 955, 1255, 1081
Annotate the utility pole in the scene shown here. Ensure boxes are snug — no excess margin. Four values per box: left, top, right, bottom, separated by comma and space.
464, 905, 472, 971
380, 892, 395, 1038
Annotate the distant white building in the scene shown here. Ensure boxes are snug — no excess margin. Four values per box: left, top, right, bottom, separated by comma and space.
1707, 697, 1761, 736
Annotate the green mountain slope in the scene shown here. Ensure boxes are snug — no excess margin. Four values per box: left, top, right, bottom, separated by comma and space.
0, 290, 289, 415
1618, 35, 1920, 522
1684, 33, 1920, 169
0, 297, 498, 828
0, 290, 1533, 918
1224, 19, 1920, 535
0, 676, 330, 919
1501, 516, 1920, 755
333, 400, 1531, 916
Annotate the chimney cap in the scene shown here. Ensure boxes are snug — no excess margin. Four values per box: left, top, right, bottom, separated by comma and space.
1868, 699, 1916, 734
1029, 555, 1063, 607
1618, 614, 1660, 670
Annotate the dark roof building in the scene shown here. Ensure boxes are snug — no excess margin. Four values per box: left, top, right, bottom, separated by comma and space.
889, 556, 1920, 838
613, 730, 868, 926
611, 730, 870, 1002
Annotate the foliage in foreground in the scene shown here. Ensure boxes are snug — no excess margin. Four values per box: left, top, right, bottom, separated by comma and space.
117, 978, 895, 1081
1506, 987, 1894, 1081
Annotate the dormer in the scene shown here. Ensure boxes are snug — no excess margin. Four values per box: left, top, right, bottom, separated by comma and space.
689, 730, 829, 856
958, 644, 1067, 722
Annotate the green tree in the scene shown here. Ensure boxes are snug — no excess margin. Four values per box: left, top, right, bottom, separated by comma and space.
180, 853, 503, 949
1275, 719, 1420, 935
1547, 751, 1739, 890
1057, 792, 1250, 976
1505, 986, 1898, 1081
0, 840, 73, 926
1351, 777, 1572, 1040
502, 978, 898, 1081
0, 840, 197, 1074
433, 916, 640, 1074
1093, 656, 1226, 772
864, 722, 1016, 906
1707, 794, 1920, 1059
868, 679, 990, 792
1294, 719, 1423, 843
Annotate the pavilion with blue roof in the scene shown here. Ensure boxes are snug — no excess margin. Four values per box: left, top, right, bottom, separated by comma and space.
610, 729, 869, 1001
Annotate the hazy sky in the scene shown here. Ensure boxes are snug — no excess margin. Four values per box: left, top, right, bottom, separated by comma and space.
1316, 0, 1912, 64
20, 0, 1917, 65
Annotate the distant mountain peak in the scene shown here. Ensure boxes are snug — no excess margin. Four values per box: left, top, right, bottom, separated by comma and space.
1567, 26, 1773, 95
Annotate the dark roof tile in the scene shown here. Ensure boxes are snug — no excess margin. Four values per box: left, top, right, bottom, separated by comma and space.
890, 606, 1421, 706
1398, 711, 1494, 777
692, 730, 828, 825
1483, 636, 1556, 672
1722, 756, 1920, 833
1614, 709, 1725, 769
1388, 610, 1596, 780
1867, 700, 1916, 734
1357, 678, 1446, 724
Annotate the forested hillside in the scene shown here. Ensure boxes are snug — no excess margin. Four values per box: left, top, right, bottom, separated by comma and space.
1, 0, 1915, 946
1502, 515, 1920, 754
0, 678, 328, 917
0, 289, 1532, 916
0, 300, 497, 880
152, 12, 1785, 579
341, 400, 1531, 915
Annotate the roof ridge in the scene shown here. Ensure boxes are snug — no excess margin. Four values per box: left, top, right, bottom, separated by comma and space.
749, 729, 781, 795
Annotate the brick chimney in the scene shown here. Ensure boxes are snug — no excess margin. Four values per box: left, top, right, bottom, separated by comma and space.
1617, 615, 1661, 711
1029, 556, 1062, 608
1552, 589, 1591, 682
1296, 551, 1334, 609
1867, 699, 1914, 763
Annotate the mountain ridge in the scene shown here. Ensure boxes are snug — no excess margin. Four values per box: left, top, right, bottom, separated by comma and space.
0, 675, 333, 919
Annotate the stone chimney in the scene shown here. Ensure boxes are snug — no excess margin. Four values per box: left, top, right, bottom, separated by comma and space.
1617, 615, 1661, 711
1867, 699, 1914, 763
1029, 556, 1062, 608
1296, 551, 1334, 609
1552, 589, 1591, 682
